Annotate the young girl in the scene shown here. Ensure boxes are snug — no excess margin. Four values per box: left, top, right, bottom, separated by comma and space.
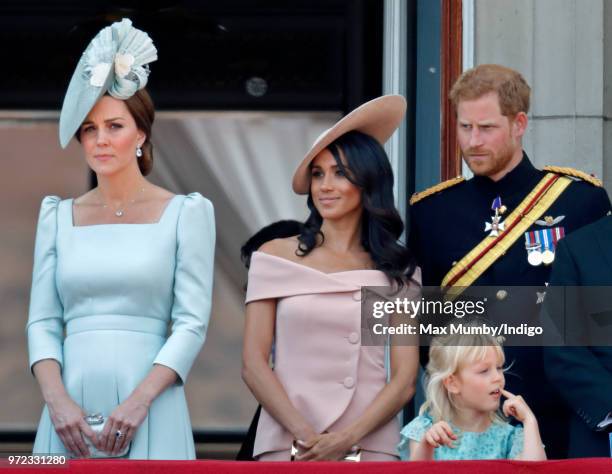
398, 332, 546, 460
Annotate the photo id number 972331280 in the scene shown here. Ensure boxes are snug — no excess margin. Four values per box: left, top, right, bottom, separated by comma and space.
3, 455, 67, 466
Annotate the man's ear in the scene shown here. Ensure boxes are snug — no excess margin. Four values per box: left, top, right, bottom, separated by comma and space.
512, 112, 528, 139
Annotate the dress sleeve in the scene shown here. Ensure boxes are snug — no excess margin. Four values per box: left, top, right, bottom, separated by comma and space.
26, 196, 64, 373
397, 414, 433, 459
153, 193, 216, 384
507, 424, 524, 459
245, 251, 277, 303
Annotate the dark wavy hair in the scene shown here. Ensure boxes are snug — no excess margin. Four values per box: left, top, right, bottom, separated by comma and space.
296, 130, 417, 286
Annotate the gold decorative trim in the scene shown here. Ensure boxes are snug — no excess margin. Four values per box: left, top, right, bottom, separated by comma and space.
442, 174, 573, 297
543, 166, 602, 187
409, 176, 465, 205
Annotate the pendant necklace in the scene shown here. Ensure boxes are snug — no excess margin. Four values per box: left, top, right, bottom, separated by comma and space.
100, 187, 146, 218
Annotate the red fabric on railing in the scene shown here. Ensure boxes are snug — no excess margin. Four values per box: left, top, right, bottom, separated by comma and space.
4, 459, 612, 473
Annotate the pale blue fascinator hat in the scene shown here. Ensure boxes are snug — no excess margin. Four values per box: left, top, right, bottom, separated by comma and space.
59, 18, 158, 148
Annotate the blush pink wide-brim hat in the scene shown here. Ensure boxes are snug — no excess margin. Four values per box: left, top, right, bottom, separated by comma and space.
292, 94, 407, 195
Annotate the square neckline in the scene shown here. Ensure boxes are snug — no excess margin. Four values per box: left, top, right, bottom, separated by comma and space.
69, 195, 178, 228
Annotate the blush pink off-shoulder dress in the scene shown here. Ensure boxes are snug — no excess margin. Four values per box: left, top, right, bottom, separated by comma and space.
245, 251, 421, 461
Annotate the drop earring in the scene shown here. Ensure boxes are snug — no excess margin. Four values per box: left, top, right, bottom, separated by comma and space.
136, 146, 143, 158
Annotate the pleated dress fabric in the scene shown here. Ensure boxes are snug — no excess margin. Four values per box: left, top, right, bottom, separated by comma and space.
245, 251, 421, 461
26, 193, 215, 459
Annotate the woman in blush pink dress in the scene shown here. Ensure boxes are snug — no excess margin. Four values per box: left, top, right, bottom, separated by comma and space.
242, 95, 420, 461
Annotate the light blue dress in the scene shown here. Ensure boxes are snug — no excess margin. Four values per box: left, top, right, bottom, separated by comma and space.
26, 193, 215, 459
398, 413, 524, 460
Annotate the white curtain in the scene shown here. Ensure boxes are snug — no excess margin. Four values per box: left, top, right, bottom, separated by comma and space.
150, 111, 338, 283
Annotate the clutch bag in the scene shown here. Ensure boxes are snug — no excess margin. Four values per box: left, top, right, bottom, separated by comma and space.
75, 413, 130, 459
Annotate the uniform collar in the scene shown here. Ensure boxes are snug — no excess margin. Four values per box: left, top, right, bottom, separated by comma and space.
472, 151, 540, 197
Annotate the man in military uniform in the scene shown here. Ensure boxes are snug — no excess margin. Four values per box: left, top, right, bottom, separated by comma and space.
409, 64, 611, 458
543, 216, 612, 457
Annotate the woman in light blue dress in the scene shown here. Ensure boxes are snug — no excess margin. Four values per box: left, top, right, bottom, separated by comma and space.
26, 19, 215, 459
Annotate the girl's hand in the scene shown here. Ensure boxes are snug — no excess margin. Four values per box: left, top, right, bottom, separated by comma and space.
295, 431, 355, 461
501, 389, 536, 424
424, 421, 457, 448
47, 396, 97, 458
99, 395, 148, 456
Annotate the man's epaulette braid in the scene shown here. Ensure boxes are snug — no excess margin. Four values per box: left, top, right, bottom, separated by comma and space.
409, 176, 466, 205
543, 166, 603, 187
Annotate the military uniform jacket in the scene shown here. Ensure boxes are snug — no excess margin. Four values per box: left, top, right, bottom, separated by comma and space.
544, 216, 612, 457
410, 154, 611, 287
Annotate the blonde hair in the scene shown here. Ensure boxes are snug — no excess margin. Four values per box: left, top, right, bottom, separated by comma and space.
420, 331, 506, 424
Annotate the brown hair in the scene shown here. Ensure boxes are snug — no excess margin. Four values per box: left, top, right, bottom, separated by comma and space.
75, 88, 156, 176
123, 89, 155, 175
449, 64, 531, 117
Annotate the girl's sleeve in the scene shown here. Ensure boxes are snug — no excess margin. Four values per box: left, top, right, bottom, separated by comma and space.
398, 414, 433, 460
507, 424, 525, 459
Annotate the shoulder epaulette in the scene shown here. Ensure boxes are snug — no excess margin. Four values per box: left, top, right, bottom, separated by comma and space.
543, 166, 602, 187
409, 176, 466, 205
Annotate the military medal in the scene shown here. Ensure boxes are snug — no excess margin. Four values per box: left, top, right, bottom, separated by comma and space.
485, 196, 506, 237
485, 217, 505, 237
536, 215, 565, 227
525, 241, 543, 266
541, 249, 555, 265
524, 227, 565, 266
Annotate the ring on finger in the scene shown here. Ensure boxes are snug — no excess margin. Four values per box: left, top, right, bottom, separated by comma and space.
117, 430, 129, 446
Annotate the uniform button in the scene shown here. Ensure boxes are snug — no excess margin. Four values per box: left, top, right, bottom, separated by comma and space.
348, 332, 359, 344
352, 291, 362, 301
343, 377, 355, 389
496, 290, 508, 301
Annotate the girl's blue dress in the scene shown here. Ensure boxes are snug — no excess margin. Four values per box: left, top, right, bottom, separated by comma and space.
398, 413, 524, 460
